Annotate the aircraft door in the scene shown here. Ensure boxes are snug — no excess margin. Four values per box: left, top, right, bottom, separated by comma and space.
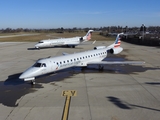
52, 61, 58, 71
48, 60, 57, 72
40, 60, 58, 74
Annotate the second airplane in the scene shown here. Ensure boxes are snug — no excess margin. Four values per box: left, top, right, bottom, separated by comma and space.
35, 30, 94, 49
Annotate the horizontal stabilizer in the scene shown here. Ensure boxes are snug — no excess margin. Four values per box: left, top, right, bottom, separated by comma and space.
92, 40, 96, 44
62, 52, 69, 55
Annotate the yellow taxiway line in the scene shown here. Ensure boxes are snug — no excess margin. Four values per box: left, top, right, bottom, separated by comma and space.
61, 90, 77, 120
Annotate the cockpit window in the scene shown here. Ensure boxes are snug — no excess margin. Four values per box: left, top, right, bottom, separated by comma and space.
39, 41, 44, 43
33, 63, 46, 67
34, 63, 42, 67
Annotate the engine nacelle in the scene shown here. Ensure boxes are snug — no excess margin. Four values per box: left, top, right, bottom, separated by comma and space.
94, 46, 106, 50
108, 47, 123, 54
79, 37, 83, 42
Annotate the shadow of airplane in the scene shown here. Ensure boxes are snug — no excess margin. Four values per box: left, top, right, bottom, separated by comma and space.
107, 96, 160, 112
27, 46, 84, 50
145, 82, 160, 85
0, 73, 43, 107
107, 96, 131, 109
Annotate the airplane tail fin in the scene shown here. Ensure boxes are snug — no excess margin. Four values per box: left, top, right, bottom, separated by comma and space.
108, 33, 124, 54
82, 30, 94, 41
114, 33, 123, 48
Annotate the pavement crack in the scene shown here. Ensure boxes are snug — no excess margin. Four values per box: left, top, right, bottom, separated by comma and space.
24, 107, 34, 120
84, 73, 92, 120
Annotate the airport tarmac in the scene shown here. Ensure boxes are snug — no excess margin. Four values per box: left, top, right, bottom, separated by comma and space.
0, 41, 160, 120
0, 33, 39, 38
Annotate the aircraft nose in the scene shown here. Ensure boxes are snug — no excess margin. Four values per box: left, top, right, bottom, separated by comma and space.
19, 67, 42, 80
19, 67, 34, 79
19, 73, 26, 79
35, 44, 39, 48
19, 71, 31, 79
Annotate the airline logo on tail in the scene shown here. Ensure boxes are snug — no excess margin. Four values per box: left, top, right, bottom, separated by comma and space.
86, 32, 92, 40
114, 37, 121, 48
114, 33, 123, 48
83, 30, 93, 41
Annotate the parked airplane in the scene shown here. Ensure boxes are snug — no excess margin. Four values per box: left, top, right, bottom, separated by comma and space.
19, 33, 145, 84
35, 30, 94, 49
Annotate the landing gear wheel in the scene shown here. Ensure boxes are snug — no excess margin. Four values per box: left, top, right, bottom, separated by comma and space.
70, 45, 75, 48
99, 65, 104, 71
81, 66, 87, 70
31, 80, 36, 85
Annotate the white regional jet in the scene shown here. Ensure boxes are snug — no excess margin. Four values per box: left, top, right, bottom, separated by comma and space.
35, 30, 94, 49
19, 33, 145, 84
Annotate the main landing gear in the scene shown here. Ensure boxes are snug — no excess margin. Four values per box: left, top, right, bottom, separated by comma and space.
68, 45, 75, 48
99, 65, 104, 71
31, 80, 36, 85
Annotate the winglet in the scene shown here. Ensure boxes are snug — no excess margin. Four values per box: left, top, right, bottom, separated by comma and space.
62, 52, 69, 55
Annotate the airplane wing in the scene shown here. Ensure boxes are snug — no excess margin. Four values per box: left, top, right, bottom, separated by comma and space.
78, 40, 96, 45
66, 40, 96, 47
87, 61, 145, 65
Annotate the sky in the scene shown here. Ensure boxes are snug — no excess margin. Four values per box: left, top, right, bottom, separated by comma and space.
0, 0, 160, 29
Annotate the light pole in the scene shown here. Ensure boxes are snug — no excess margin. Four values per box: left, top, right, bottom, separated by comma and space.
142, 24, 145, 40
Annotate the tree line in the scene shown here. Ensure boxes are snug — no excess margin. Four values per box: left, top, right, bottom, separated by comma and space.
0, 26, 160, 34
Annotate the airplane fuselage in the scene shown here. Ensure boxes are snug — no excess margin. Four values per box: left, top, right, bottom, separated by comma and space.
35, 37, 81, 48
34, 30, 93, 49
19, 48, 108, 81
